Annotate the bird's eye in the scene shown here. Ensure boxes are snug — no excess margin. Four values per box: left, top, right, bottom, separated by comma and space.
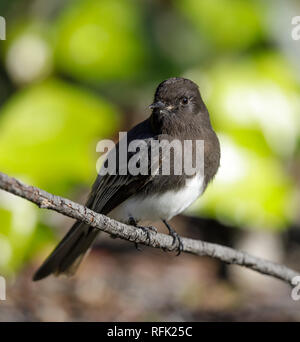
181, 96, 189, 105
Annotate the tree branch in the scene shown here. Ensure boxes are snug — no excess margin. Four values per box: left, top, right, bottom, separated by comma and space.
0, 171, 298, 286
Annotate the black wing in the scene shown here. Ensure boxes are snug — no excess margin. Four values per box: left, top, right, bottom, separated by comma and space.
86, 119, 160, 215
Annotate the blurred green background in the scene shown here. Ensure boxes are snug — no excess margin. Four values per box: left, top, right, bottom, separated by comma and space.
0, 0, 300, 321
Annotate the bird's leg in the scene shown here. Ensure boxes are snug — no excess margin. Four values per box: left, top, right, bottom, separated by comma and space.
162, 220, 184, 256
128, 217, 157, 247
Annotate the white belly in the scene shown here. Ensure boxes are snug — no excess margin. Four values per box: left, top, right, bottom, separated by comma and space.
108, 173, 204, 223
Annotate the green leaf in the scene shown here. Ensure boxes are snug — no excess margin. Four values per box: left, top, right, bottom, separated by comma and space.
54, 0, 147, 81
0, 78, 120, 194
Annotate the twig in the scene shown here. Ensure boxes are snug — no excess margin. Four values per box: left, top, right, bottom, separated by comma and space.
0, 171, 298, 286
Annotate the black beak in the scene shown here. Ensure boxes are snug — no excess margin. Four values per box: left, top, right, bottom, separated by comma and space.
149, 101, 165, 110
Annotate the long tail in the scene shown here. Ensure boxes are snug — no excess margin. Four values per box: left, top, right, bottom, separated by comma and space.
33, 222, 100, 281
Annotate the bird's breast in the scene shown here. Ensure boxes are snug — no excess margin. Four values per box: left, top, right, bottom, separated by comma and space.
108, 173, 204, 223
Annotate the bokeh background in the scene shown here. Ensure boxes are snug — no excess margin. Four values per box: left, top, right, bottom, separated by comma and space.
1, 0, 300, 321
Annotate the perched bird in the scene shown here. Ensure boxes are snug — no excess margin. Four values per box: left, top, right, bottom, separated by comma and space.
33, 77, 220, 281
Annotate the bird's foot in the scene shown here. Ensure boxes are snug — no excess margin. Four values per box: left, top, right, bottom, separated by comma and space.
162, 220, 184, 256
136, 225, 157, 244
170, 230, 184, 256
129, 217, 157, 246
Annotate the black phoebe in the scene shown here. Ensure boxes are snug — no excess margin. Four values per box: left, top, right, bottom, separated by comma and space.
33, 77, 220, 281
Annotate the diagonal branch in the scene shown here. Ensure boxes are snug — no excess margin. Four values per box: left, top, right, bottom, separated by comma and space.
0, 171, 299, 286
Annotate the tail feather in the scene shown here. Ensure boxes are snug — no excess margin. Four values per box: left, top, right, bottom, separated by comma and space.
33, 222, 99, 281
